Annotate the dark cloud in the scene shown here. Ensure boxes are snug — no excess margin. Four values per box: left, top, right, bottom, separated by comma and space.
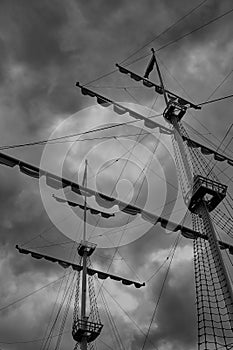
0, 1, 67, 68
0, 0, 232, 349
129, 251, 196, 350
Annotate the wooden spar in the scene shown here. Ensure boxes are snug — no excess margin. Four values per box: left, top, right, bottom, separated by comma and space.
15, 245, 146, 288
115, 64, 201, 110
152, 49, 168, 106
0, 150, 232, 244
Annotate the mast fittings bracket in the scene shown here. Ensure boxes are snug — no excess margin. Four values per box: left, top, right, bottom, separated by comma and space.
78, 240, 97, 257
186, 175, 227, 213
163, 100, 187, 122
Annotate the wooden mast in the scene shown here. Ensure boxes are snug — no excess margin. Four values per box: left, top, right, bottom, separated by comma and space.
80, 159, 88, 350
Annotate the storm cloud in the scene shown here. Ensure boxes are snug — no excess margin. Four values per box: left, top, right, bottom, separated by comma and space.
0, 0, 232, 349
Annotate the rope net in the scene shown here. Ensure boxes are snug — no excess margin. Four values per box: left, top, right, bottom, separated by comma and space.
171, 121, 233, 348
211, 208, 233, 238
74, 343, 95, 350
178, 121, 219, 183
73, 257, 102, 350
171, 121, 193, 199
193, 211, 233, 349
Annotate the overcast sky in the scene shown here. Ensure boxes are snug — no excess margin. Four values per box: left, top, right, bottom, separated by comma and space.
0, 1, 233, 349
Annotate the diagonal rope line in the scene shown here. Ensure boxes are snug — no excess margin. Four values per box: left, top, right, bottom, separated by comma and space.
141, 234, 181, 350
82, 6, 233, 87
206, 123, 233, 176
119, 0, 209, 64
205, 69, 233, 102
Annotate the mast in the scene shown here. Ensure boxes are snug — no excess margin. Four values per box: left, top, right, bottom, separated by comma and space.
80, 159, 88, 350
115, 50, 233, 348
153, 51, 193, 197
71, 159, 104, 349
15, 156, 145, 349
154, 55, 233, 344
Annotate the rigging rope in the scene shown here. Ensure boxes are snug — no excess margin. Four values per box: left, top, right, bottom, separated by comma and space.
0, 273, 72, 313
98, 339, 115, 350
0, 116, 162, 151
40, 271, 72, 350
155, 7, 233, 54
140, 210, 190, 349
0, 331, 69, 345
204, 69, 233, 103
146, 234, 181, 283
81, 6, 233, 88
82, 108, 164, 287
123, 87, 141, 104
197, 93, 233, 107
152, 53, 233, 172
141, 234, 181, 350
211, 208, 233, 239
4, 9, 233, 347
88, 259, 102, 325
119, 0, 208, 64
99, 285, 125, 350
42, 273, 76, 350
72, 257, 103, 350
98, 281, 159, 350
54, 273, 77, 350
206, 123, 233, 177
193, 212, 233, 350
94, 122, 162, 282
184, 121, 233, 159
180, 122, 219, 182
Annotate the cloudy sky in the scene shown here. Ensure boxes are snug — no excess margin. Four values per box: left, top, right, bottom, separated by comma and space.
0, 0, 233, 349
